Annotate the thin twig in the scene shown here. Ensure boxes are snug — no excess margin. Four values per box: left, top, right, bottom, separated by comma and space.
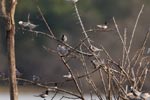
51, 90, 59, 100
60, 56, 84, 100
122, 28, 127, 68
108, 65, 112, 100
73, 2, 91, 46
133, 29, 150, 67
128, 4, 144, 53
37, 6, 55, 37
108, 60, 132, 84
79, 44, 103, 100
99, 69, 107, 96
113, 17, 130, 70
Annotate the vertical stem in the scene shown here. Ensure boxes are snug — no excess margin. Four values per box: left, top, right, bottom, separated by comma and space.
108, 65, 112, 100
128, 4, 144, 54
61, 56, 84, 100
6, 0, 18, 100
7, 24, 18, 100
74, 3, 91, 46
1, 0, 7, 17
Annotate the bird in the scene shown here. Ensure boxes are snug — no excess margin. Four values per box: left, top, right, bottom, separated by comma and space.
61, 34, 67, 42
140, 92, 150, 100
16, 68, 22, 77
0, 72, 5, 79
34, 89, 49, 100
91, 60, 99, 68
66, 0, 78, 3
18, 21, 38, 30
130, 87, 141, 97
32, 75, 40, 82
63, 72, 72, 79
97, 21, 108, 30
97, 24, 108, 30
56, 44, 69, 56
91, 59, 105, 68
147, 48, 150, 54
128, 87, 150, 100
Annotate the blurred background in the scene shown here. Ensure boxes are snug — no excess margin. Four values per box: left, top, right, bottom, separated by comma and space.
0, 0, 150, 90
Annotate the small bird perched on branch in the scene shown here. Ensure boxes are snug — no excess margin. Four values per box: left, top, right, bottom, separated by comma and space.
97, 21, 108, 30
63, 72, 72, 79
130, 87, 141, 97
18, 21, 38, 30
0, 72, 5, 79
57, 44, 69, 56
32, 75, 40, 82
61, 34, 68, 42
18, 13, 38, 30
97, 24, 108, 30
34, 89, 50, 100
65, 0, 78, 3
16, 68, 22, 77
129, 86, 150, 100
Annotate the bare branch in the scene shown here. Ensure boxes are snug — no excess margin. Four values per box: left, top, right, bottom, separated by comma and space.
128, 4, 144, 53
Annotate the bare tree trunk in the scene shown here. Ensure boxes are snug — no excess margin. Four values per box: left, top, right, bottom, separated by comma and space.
6, 0, 18, 100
